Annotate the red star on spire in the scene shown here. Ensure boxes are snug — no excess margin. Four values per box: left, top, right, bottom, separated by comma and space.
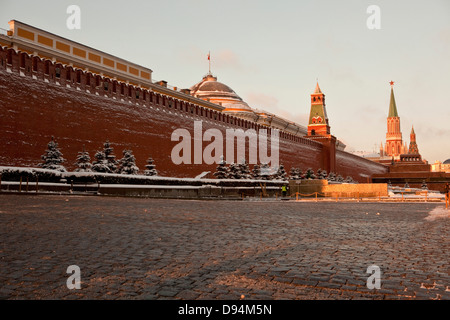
389, 80, 394, 87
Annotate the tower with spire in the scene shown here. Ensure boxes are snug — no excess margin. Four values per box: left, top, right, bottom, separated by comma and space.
307, 82, 330, 136
384, 81, 405, 158
306, 82, 336, 174
408, 126, 419, 154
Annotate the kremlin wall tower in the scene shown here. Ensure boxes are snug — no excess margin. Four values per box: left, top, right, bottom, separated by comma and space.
0, 19, 428, 183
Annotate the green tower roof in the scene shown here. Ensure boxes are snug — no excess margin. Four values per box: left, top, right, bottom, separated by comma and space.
388, 87, 398, 117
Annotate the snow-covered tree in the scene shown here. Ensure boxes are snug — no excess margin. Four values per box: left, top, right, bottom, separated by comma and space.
238, 159, 251, 179
103, 140, 118, 173
289, 167, 299, 180
317, 168, 328, 180
228, 162, 241, 179
404, 181, 410, 188
336, 174, 344, 183
275, 165, 287, 181
214, 156, 228, 179
305, 168, 316, 179
144, 157, 157, 176
327, 172, 336, 182
92, 150, 110, 173
39, 137, 66, 172
74, 145, 92, 172
117, 149, 139, 175
344, 176, 354, 183
251, 164, 261, 180
91, 140, 119, 173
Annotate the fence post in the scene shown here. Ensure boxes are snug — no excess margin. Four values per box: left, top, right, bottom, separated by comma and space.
315, 192, 318, 202
36, 176, 38, 193
19, 176, 22, 192
26, 177, 29, 192
401, 192, 404, 202
446, 194, 448, 210
296, 192, 298, 201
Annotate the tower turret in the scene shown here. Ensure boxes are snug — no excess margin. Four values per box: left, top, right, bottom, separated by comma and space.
384, 81, 403, 157
408, 125, 419, 154
307, 82, 330, 136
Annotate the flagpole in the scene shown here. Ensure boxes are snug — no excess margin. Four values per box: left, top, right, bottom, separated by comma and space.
208, 51, 211, 74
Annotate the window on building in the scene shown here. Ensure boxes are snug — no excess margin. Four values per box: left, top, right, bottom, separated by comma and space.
55, 67, 61, 78
104, 82, 109, 91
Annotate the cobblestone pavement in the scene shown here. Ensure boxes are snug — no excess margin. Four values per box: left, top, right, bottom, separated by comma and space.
0, 194, 449, 300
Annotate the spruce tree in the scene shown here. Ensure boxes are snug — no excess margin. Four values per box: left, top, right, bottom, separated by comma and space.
228, 163, 241, 179
305, 168, 316, 179
213, 156, 228, 179
239, 159, 251, 179
290, 167, 303, 180
144, 157, 157, 176
317, 168, 328, 180
74, 145, 92, 172
251, 164, 261, 180
344, 176, 354, 183
103, 140, 118, 173
39, 136, 66, 172
92, 150, 110, 173
275, 165, 287, 181
336, 174, 344, 182
118, 149, 139, 175
327, 172, 336, 182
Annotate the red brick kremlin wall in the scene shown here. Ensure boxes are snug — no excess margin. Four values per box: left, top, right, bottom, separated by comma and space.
0, 47, 388, 180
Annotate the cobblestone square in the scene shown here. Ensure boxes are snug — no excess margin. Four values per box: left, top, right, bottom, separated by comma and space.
0, 194, 448, 299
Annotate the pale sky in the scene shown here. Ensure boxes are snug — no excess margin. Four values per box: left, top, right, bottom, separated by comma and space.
1, 0, 449, 162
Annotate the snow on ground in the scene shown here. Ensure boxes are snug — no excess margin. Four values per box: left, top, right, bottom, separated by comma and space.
388, 187, 445, 199
425, 206, 450, 221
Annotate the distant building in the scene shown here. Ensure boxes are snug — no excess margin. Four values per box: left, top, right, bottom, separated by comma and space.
432, 159, 450, 173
